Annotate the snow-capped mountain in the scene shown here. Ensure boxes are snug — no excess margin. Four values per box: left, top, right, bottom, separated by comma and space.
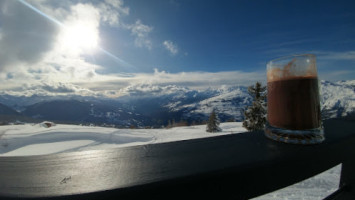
320, 80, 355, 119
116, 84, 251, 123
0, 80, 353, 126
173, 86, 252, 122
22, 99, 151, 127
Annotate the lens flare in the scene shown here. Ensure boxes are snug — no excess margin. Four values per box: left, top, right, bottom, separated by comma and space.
17, 0, 133, 69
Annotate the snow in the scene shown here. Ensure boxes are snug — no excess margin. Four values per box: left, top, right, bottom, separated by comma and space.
252, 164, 341, 200
320, 80, 355, 118
0, 122, 245, 156
0, 122, 342, 199
3, 140, 94, 156
180, 86, 251, 119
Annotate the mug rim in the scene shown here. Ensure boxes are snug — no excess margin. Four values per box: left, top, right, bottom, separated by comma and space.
267, 54, 315, 66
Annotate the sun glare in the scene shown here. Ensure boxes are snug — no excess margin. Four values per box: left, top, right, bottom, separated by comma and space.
59, 22, 99, 54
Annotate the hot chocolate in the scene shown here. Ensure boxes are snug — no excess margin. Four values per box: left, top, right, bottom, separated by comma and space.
267, 76, 321, 130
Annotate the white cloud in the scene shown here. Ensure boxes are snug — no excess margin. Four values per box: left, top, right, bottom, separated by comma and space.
0, 0, 59, 71
126, 20, 153, 49
316, 51, 355, 61
98, 0, 129, 26
0, 0, 156, 84
0, 0, 173, 98
319, 70, 355, 82
0, 0, 129, 91
27, 0, 70, 21
0, 0, 271, 99
1, 81, 98, 97
27, 0, 129, 27
72, 69, 266, 96
121, 84, 190, 97
309, 50, 355, 81
163, 40, 178, 55
0, 0, 144, 72
0, 66, 268, 97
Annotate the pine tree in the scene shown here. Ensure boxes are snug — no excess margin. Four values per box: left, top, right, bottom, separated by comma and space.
206, 109, 222, 133
243, 82, 267, 131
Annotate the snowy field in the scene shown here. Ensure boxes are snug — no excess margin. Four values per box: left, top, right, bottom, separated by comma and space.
0, 122, 245, 156
0, 122, 341, 199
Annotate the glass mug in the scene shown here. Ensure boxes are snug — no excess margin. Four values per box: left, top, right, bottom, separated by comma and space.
264, 54, 324, 144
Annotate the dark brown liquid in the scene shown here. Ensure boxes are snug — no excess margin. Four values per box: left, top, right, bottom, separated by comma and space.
267, 77, 321, 130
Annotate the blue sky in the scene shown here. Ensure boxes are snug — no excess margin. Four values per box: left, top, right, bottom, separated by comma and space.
0, 0, 354, 97
95, 0, 355, 74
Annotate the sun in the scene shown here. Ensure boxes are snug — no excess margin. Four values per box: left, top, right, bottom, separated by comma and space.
59, 22, 99, 54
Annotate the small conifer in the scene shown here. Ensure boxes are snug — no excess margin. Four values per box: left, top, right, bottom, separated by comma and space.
243, 82, 267, 131
206, 109, 222, 133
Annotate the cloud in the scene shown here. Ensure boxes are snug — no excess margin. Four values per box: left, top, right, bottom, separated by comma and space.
319, 70, 355, 82
0, 0, 144, 71
5, 65, 353, 98
97, 1, 153, 50
0, 0, 128, 88
39, 82, 76, 93
0, 1, 272, 99
315, 51, 355, 61
121, 84, 190, 97
0, 67, 267, 97
126, 20, 153, 49
163, 40, 178, 55
146, 69, 266, 89
27, 0, 129, 27
0, 79, 98, 97
0, 0, 155, 83
0, 0, 105, 73
0, 0, 174, 98
98, 0, 129, 26
0, 0, 59, 71
73, 69, 266, 96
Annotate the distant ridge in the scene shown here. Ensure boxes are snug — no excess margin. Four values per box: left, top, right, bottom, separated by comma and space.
0, 103, 20, 116
0, 80, 353, 126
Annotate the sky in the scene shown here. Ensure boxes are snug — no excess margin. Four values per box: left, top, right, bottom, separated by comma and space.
0, 0, 354, 97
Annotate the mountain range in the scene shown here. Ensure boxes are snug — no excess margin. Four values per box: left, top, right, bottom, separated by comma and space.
0, 80, 354, 127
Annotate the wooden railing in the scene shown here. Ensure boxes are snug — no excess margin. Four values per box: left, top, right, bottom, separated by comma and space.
0, 118, 354, 199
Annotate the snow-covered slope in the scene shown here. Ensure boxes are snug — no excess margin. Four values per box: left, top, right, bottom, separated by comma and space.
321, 80, 355, 119
174, 86, 252, 121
